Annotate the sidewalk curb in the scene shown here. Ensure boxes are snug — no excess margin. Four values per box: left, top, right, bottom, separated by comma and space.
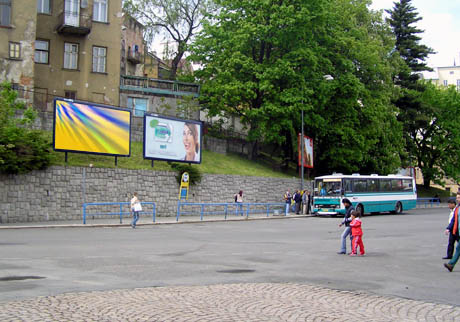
0, 214, 314, 229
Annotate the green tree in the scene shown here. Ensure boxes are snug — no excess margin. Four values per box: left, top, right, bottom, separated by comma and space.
386, 0, 435, 89
386, 0, 437, 186
123, 0, 214, 79
405, 82, 460, 187
0, 82, 51, 174
191, 0, 403, 174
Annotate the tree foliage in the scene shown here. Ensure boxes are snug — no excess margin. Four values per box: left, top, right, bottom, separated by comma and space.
386, 0, 438, 186
123, 0, 214, 79
0, 82, 51, 174
404, 83, 460, 187
191, 0, 403, 174
386, 0, 434, 89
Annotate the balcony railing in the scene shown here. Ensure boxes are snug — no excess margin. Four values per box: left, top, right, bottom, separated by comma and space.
127, 51, 143, 64
120, 75, 200, 97
56, 11, 92, 36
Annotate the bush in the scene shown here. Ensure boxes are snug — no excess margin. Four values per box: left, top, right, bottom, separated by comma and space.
0, 82, 51, 174
170, 162, 202, 185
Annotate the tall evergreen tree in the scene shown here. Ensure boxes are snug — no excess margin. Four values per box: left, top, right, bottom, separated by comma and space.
386, 0, 434, 89
387, 0, 437, 187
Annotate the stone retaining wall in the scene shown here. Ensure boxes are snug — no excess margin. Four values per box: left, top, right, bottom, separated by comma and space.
0, 166, 311, 223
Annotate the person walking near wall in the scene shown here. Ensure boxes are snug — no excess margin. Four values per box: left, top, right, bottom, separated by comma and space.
130, 192, 142, 229
234, 190, 243, 216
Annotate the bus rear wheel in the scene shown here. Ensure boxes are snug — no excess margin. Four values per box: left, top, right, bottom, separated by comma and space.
394, 201, 403, 214
356, 204, 364, 217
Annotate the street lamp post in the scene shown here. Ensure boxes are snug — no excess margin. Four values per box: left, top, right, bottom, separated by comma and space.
300, 75, 333, 191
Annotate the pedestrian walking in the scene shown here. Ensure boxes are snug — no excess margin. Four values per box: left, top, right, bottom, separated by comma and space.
234, 190, 243, 216
302, 191, 308, 214
284, 190, 292, 216
130, 192, 142, 229
443, 198, 459, 260
294, 190, 302, 214
444, 194, 460, 272
337, 198, 354, 254
349, 210, 365, 256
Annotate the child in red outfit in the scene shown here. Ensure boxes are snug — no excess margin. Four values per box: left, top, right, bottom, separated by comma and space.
349, 211, 365, 256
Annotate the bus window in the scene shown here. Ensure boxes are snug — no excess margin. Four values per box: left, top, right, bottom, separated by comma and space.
380, 179, 391, 192
368, 179, 379, 192
353, 179, 367, 193
391, 179, 403, 191
402, 179, 413, 191
343, 179, 353, 193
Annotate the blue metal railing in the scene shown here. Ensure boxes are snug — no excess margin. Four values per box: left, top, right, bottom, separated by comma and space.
176, 202, 285, 221
82, 202, 156, 224
416, 198, 441, 208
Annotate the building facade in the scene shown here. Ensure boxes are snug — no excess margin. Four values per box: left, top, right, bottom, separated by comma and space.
0, 0, 124, 110
0, 0, 37, 103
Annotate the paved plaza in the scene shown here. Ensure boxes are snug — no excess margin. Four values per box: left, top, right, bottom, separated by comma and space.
0, 208, 459, 321
1, 283, 459, 321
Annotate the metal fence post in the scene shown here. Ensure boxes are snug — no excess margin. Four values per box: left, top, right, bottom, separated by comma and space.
225, 204, 228, 220
83, 203, 87, 224
153, 202, 156, 222
200, 204, 204, 221
246, 204, 250, 218
120, 203, 123, 223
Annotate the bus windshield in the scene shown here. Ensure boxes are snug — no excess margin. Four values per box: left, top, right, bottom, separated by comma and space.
315, 179, 342, 196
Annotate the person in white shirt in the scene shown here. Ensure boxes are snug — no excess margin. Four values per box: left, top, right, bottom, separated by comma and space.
130, 192, 141, 228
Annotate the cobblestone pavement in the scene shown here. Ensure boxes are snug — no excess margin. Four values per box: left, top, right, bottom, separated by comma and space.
1, 283, 459, 322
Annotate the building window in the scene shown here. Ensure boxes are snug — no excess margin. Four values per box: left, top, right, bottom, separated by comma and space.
37, 0, 50, 14
35, 40, 49, 64
65, 91, 76, 100
0, 0, 11, 26
9, 42, 20, 59
127, 97, 148, 117
93, 0, 107, 22
443, 80, 448, 86
64, 43, 79, 69
92, 46, 107, 73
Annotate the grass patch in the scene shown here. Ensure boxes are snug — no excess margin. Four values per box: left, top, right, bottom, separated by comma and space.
49, 140, 294, 178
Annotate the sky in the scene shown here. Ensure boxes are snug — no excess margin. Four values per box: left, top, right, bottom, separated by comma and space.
370, 0, 460, 69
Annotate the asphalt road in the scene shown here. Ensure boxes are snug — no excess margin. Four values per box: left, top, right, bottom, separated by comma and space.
0, 207, 459, 306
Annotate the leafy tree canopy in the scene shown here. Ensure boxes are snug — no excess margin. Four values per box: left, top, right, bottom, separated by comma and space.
191, 0, 403, 175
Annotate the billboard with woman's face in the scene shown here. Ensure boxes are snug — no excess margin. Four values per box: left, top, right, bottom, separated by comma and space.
53, 99, 131, 156
143, 114, 202, 163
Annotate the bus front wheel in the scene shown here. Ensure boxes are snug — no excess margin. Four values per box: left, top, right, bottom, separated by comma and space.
356, 204, 364, 217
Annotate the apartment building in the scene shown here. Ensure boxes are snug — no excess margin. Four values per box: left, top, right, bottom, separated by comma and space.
0, 0, 37, 103
0, 0, 123, 109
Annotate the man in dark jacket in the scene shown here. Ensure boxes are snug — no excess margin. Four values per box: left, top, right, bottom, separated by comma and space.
294, 190, 302, 214
444, 194, 460, 272
338, 198, 354, 254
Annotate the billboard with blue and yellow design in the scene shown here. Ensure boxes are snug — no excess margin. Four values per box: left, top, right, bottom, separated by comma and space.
53, 99, 131, 156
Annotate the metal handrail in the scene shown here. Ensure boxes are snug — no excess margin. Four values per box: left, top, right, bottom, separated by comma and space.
416, 197, 441, 208
176, 202, 285, 221
82, 202, 156, 224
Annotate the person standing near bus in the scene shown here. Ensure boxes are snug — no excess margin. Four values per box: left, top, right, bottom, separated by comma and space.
338, 198, 354, 254
284, 190, 292, 216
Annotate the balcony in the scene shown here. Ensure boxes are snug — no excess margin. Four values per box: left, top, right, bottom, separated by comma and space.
127, 51, 143, 65
56, 11, 92, 36
120, 75, 200, 98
